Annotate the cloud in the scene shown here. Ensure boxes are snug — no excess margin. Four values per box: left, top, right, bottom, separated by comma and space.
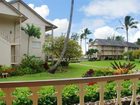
130, 31, 140, 42
81, 19, 106, 30
94, 26, 120, 39
28, 4, 49, 18
81, 0, 140, 18
47, 18, 69, 36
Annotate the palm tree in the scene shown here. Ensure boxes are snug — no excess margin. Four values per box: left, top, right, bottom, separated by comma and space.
81, 28, 92, 54
80, 33, 84, 48
119, 16, 138, 51
89, 38, 93, 43
71, 33, 79, 41
21, 24, 41, 55
118, 16, 138, 60
48, 0, 74, 74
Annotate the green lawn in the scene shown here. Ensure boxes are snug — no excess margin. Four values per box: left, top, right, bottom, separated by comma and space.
0, 60, 140, 82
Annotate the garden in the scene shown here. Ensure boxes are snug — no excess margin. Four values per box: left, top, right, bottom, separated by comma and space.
1, 26, 140, 104
0, 55, 140, 104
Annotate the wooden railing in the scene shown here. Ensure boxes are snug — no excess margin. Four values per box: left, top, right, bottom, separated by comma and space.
0, 73, 140, 105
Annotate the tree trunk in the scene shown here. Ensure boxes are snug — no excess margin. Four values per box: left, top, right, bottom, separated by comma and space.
48, 0, 74, 74
85, 38, 87, 55
126, 29, 129, 60
27, 36, 30, 55
80, 39, 82, 49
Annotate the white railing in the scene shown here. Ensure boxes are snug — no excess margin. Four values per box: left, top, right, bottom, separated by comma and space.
0, 73, 140, 105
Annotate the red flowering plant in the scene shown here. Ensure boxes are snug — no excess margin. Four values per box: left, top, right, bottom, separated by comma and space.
82, 69, 96, 86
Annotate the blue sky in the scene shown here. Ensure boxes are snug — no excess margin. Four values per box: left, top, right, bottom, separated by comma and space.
7, 0, 140, 52
8, 0, 140, 52
23, 0, 140, 42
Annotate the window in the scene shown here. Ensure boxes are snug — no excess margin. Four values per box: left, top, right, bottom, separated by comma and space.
32, 41, 41, 49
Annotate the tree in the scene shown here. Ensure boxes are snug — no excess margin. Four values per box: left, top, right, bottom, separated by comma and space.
86, 49, 98, 59
21, 24, 41, 55
115, 36, 124, 41
119, 16, 138, 51
136, 38, 140, 45
48, 0, 74, 73
89, 38, 93, 43
81, 28, 92, 54
107, 35, 124, 42
44, 36, 82, 61
71, 33, 79, 41
80, 33, 84, 48
118, 16, 138, 60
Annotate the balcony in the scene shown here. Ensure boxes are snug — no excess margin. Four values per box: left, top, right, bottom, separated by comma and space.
0, 73, 140, 105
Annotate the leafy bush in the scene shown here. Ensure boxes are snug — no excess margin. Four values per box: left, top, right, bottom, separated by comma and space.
51, 60, 69, 67
93, 68, 114, 76
11, 55, 45, 76
83, 68, 114, 77
61, 61, 69, 67
83, 69, 94, 77
123, 51, 135, 61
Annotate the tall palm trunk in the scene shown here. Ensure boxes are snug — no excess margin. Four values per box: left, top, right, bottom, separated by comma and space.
85, 38, 87, 54
80, 39, 82, 48
126, 29, 129, 60
48, 0, 74, 74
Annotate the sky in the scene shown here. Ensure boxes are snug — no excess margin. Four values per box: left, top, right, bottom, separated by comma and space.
7, 0, 140, 52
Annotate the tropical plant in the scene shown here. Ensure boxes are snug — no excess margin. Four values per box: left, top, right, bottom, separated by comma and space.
71, 33, 79, 41
82, 69, 94, 77
86, 49, 98, 60
21, 24, 41, 55
89, 38, 93, 43
136, 38, 140, 45
132, 50, 140, 60
118, 16, 138, 52
111, 61, 136, 74
107, 35, 124, 42
81, 28, 92, 54
44, 36, 82, 62
80, 33, 84, 48
48, 0, 74, 74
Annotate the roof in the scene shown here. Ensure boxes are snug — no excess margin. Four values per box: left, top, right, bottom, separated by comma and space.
9, 0, 57, 31
0, 0, 27, 22
93, 39, 140, 48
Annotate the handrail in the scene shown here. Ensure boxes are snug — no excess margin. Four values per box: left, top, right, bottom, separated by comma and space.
0, 73, 140, 88
0, 73, 140, 105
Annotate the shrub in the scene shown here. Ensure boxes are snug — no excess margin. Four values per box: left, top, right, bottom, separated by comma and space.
83, 69, 94, 77
93, 68, 114, 76
11, 55, 45, 76
61, 61, 69, 67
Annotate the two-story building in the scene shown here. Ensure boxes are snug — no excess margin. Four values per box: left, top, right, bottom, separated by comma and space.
0, 0, 57, 65
89, 39, 140, 60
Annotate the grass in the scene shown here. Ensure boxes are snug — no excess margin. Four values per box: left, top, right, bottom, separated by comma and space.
0, 60, 140, 82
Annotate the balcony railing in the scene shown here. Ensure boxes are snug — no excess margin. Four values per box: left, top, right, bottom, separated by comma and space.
0, 73, 140, 105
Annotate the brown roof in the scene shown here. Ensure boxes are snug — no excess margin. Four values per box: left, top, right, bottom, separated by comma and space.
93, 39, 140, 48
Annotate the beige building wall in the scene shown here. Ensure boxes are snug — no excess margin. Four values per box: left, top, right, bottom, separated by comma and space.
12, 2, 46, 60
0, 2, 18, 16
0, 37, 11, 65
